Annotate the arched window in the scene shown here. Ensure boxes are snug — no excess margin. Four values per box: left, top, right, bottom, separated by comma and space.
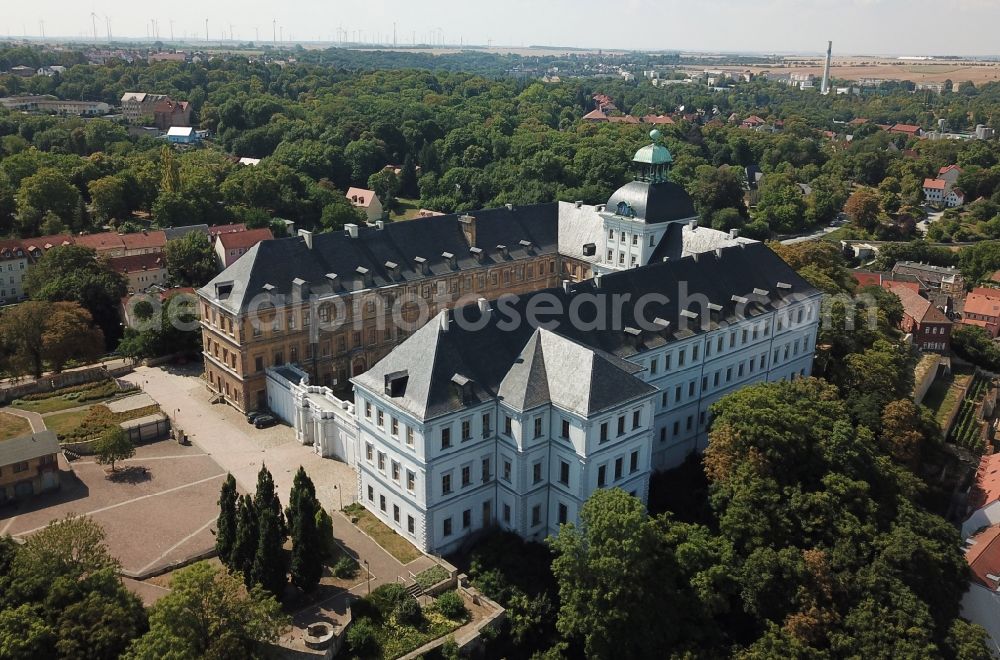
616, 201, 634, 217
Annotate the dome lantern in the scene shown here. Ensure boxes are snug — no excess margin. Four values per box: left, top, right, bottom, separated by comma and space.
631, 129, 672, 183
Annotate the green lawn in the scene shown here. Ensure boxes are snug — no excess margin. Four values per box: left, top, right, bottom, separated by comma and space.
344, 503, 422, 564
389, 197, 424, 221
924, 366, 975, 427
44, 408, 94, 438
0, 411, 32, 441
13, 396, 102, 414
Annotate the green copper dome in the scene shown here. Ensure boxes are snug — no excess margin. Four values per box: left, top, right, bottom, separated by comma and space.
632, 129, 673, 166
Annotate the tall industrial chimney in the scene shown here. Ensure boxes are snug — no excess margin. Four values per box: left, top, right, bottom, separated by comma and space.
820, 41, 833, 95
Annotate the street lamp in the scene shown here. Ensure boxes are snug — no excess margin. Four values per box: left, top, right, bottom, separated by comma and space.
334, 484, 343, 511
363, 559, 371, 594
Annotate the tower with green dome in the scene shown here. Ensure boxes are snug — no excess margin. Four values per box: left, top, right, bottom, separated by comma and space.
632, 129, 673, 184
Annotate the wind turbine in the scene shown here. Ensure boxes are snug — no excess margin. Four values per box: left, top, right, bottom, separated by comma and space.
104, 15, 112, 41
170, 19, 174, 42
90, 12, 97, 42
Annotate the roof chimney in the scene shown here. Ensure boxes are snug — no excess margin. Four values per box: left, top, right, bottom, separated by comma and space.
594, 273, 603, 288
562, 280, 572, 294
414, 256, 429, 275
345, 223, 359, 239
459, 214, 477, 247
439, 313, 450, 332
297, 229, 313, 249
375, 220, 385, 230
574, 200, 584, 208
477, 297, 490, 315
729, 228, 740, 239
689, 218, 698, 230
442, 251, 457, 270
505, 203, 514, 211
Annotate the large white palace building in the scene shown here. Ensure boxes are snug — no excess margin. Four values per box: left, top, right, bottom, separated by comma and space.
260, 132, 822, 554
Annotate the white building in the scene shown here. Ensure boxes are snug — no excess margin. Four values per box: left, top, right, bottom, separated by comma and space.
260, 132, 821, 555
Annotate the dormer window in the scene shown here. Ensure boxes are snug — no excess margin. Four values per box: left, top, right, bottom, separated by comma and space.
617, 201, 635, 217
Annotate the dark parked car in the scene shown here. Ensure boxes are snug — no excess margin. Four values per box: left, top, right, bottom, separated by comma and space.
247, 410, 269, 424
253, 414, 277, 429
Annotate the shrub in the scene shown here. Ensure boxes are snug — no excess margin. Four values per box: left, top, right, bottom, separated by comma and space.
369, 583, 411, 620
393, 595, 422, 626
333, 555, 358, 579
414, 564, 449, 591
346, 617, 379, 657
316, 508, 336, 560
434, 591, 468, 622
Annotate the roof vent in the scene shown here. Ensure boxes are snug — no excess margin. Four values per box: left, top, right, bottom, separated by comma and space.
470, 246, 484, 263
291, 277, 309, 301
731, 294, 749, 305
653, 317, 671, 334
325, 273, 340, 291
715, 248, 723, 259
777, 282, 792, 290
594, 273, 603, 288
597, 204, 606, 212
451, 373, 474, 404
729, 228, 740, 239
519, 239, 533, 254
375, 220, 385, 230
439, 313, 450, 332
477, 297, 491, 316
505, 203, 514, 211
575, 200, 584, 208
707, 302, 723, 313
356, 266, 373, 288
753, 287, 769, 298
562, 280, 572, 294
413, 256, 429, 275
345, 223, 359, 238
582, 242, 596, 256
624, 326, 642, 348
496, 244, 509, 259
385, 261, 399, 280
689, 218, 699, 230
442, 251, 457, 270
680, 309, 699, 320
384, 370, 408, 397
261, 283, 275, 292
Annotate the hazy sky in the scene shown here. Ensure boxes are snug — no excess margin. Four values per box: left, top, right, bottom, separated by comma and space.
4, 0, 998, 56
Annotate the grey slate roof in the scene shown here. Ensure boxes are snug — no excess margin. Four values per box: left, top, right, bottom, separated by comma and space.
0, 430, 59, 466
199, 203, 559, 313
605, 180, 697, 224
163, 224, 209, 241
354, 241, 819, 421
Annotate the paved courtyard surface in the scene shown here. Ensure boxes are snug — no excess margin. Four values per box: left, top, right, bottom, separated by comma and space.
0, 439, 225, 576
123, 366, 435, 593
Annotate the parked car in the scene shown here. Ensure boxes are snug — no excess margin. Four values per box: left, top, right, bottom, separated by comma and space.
253, 414, 277, 429
247, 410, 269, 424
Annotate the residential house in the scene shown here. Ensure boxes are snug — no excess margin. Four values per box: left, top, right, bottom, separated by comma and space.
214, 227, 274, 268
107, 253, 168, 293
75, 232, 127, 257
892, 261, 965, 294
0, 431, 60, 503
120, 92, 168, 123
892, 286, 952, 352
346, 187, 384, 223
208, 223, 248, 239
121, 230, 167, 256
0, 95, 111, 116
962, 288, 1000, 338
166, 127, 199, 144
0, 239, 29, 305
961, 524, 1000, 651
740, 115, 766, 129
153, 98, 191, 130
890, 123, 922, 138
965, 453, 1000, 538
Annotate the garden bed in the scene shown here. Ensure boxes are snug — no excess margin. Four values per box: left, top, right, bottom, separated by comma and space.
47, 403, 161, 443
0, 411, 32, 440
347, 584, 468, 659
343, 503, 422, 564
12, 379, 127, 413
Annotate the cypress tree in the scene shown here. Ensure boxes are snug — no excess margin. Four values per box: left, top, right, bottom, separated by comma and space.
251, 505, 288, 598
291, 492, 322, 592
231, 493, 258, 584
254, 464, 287, 541
399, 153, 418, 198
216, 473, 238, 566
286, 466, 316, 526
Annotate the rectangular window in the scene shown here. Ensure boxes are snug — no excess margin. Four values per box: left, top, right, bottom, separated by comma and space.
678, 349, 686, 367
482, 413, 492, 437
443, 518, 452, 536
379, 494, 386, 511
377, 410, 384, 428
408, 516, 415, 534
482, 458, 491, 483
462, 465, 471, 487
630, 450, 639, 473
650, 358, 658, 374
533, 462, 543, 484
632, 410, 640, 429
366, 443, 373, 461
365, 401, 372, 419
503, 504, 511, 523
532, 505, 541, 526
558, 503, 568, 524
614, 458, 623, 480
692, 344, 699, 361
561, 419, 570, 439
600, 422, 608, 443
598, 465, 607, 487
406, 470, 415, 491
391, 417, 398, 436
534, 417, 543, 438
393, 504, 400, 522
462, 419, 471, 441
503, 460, 511, 482
504, 415, 512, 436
367, 485, 374, 501
617, 416, 625, 436
665, 354, 672, 370
441, 427, 451, 450
406, 426, 413, 446
559, 461, 570, 485
391, 461, 400, 481
377, 452, 385, 471
442, 474, 452, 495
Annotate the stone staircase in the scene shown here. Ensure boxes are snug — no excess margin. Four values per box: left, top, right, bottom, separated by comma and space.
406, 582, 424, 599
